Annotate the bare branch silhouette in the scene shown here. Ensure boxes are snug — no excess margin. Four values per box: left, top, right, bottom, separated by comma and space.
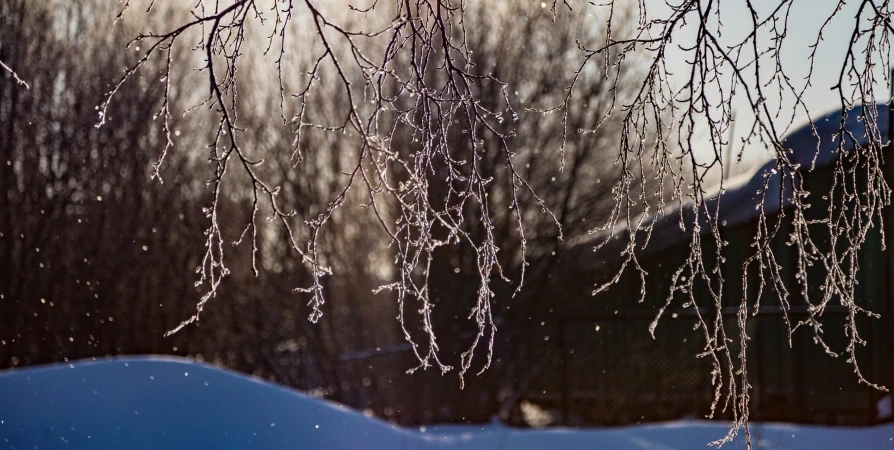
96, 1, 894, 444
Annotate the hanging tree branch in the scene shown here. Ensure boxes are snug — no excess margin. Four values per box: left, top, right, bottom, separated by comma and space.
104, 1, 894, 446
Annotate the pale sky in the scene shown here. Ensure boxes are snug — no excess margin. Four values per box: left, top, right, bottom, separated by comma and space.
634, 0, 893, 180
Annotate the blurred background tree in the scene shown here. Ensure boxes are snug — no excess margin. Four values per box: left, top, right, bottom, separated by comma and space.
0, 0, 656, 424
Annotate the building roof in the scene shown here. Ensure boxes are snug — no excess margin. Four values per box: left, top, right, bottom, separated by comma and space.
572, 103, 891, 273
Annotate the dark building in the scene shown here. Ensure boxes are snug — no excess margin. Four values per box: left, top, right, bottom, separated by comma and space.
519, 104, 894, 426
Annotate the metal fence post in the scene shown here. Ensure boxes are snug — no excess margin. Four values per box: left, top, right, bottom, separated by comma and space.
559, 318, 569, 425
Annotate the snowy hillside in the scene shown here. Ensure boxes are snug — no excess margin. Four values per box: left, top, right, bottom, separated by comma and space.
1, 357, 892, 449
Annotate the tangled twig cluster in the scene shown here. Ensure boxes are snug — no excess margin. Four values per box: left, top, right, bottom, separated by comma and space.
100, 1, 894, 446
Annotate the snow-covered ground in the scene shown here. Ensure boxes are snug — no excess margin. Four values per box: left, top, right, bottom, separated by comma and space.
1, 357, 891, 449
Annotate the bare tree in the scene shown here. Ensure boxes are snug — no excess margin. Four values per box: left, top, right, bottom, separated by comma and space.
405, 2, 673, 418
103, 0, 557, 381
82, 0, 894, 445
0, 0, 348, 398
576, 0, 894, 444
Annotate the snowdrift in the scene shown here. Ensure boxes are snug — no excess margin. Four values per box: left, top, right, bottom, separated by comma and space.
1, 357, 891, 449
